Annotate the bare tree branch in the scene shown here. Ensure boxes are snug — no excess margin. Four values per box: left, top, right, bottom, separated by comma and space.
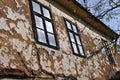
96, 4, 120, 19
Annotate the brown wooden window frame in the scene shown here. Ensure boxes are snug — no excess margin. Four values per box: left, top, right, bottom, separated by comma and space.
29, 0, 59, 49
64, 18, 86, 58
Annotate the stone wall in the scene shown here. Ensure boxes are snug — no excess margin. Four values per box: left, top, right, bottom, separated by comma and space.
0, 0, 120, 80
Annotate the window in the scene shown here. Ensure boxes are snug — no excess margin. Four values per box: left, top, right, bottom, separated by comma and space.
30, 0, 58, 49
65, 19, 85, 57
102, 40, 115, 65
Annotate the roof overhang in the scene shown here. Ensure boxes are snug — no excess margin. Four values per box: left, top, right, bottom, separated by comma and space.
54, 0, 119, 40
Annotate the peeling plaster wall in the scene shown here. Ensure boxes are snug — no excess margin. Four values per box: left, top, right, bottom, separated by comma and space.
0, 0, 120, 80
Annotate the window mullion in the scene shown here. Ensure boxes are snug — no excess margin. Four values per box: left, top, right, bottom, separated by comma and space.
34, 12, 43, 18
45, 19, 55, 46
40, 4, 44, 15
43, 19, 49, 45
69, 30, 79, 54
74, 33, 80, 55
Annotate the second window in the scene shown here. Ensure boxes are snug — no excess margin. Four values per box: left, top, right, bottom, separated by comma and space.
65, 19, 85, 57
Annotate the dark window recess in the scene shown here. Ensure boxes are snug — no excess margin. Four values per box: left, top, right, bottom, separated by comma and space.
30, 0, 58, 49
102, 40, 115, 65
65, 19, 85, 57
0, 68, 28, 79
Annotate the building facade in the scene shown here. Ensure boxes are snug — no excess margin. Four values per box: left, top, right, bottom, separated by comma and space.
0, 0, 119, 80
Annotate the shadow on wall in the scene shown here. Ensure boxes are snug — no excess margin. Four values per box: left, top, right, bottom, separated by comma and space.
109, 71, 120, 80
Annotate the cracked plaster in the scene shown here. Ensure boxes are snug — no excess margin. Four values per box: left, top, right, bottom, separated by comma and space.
0, 0, 119, 80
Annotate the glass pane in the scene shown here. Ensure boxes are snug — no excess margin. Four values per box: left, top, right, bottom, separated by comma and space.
69, 32, 75, 42
48, 33, 56, 46
66, 21, 72, 30
78, 45, 84, 56
105, 42, 108, 46
45, 20, 53, 33
37, 29, 46, 43
32, 1, 41, 14
42, 7, 51, 19
75, 35, 81, 45
72, 43, 78, 54
35, 15, 44, 29
72, 24, 78, 33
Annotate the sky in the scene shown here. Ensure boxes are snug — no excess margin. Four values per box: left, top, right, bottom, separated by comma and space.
76, 0, 120, 34
76, 0, 120, 45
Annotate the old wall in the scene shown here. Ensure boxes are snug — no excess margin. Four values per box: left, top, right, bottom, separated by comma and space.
0, 0, 120, 80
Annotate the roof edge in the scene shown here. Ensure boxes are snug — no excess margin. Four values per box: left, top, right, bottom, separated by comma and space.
73, 0, 119, 38
54, 0, 119, 40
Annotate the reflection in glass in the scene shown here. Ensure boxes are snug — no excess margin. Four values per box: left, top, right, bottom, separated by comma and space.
72, 24, 77, 33
66, 21, 72, 30
75, 35, 81, 45
78, 45, 84, 56
69, 32, 75, 42
48, 33, 56, 46
72, 43, 78, 54
45, 20, 53, 33
37, 29, 46, 43
42, 7, 51, 19
35, 15, 44, 29
32, 1, 41, 14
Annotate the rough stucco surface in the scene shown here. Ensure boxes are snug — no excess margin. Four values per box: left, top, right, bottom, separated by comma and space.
0, 0, 120, 80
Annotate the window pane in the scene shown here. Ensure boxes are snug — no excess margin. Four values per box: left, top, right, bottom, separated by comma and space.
42, 7, 51, 19
75, 35, 81, 45
45, 20, 53, 33
48, 33, 56, 46
37, 29, 46, 43
66, 21, 72, 30
72, 43, 78, 54
69, 32, 75, 42
72, 24, 77, 33
35, 15, 44, 29
105, 42, 108, 46
78, 45, 84, 56
32, 1, 41, 14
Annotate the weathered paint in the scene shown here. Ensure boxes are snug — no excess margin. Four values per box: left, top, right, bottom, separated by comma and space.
0, 0, 120, 80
